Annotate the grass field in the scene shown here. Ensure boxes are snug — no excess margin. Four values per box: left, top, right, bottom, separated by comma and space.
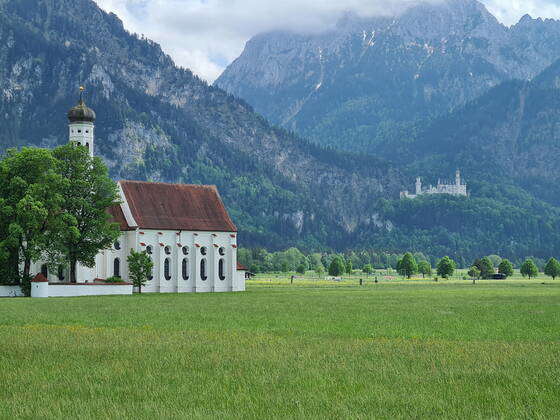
1, 280, 559, 418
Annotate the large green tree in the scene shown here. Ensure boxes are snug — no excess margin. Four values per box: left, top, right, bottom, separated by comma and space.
474, 257, 495, 279
397, 252, 418, 279
328, 256, 346, 277
520, 259, 539, 279
436, 256, 456, 279
498, 259, 514, 278
51, 144, 120, 283
0, 148, 64, 283
544, 258, 560, 280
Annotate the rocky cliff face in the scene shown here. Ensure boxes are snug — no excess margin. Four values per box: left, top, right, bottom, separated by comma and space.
0, 0, 404, 250
216, 0, 560, 153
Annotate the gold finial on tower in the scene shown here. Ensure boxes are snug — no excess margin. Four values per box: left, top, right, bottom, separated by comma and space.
79, 86, 85, 102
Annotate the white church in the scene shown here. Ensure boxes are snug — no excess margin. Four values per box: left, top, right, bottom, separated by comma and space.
16, 92, 247, 297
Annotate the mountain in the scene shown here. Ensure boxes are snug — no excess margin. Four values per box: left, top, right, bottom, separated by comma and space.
0, 0, 404, 251
2, 0, 560, 261
216, 0, 560, 154
404, 57, 560, 207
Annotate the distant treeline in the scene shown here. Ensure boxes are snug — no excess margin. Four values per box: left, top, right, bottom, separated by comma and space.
238, 247, 553, 274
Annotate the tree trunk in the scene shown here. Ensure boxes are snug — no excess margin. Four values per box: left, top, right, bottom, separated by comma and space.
23, 257, 31, 279
70, 259, 77, 283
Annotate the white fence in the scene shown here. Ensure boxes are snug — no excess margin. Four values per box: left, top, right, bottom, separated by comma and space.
0, 285, 24, 297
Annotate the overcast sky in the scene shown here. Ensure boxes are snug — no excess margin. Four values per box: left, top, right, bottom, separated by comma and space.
93, 0, 560, 83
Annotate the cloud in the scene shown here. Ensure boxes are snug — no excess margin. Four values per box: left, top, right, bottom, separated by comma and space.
93, 0, 560, 82
484, 0, 560, 25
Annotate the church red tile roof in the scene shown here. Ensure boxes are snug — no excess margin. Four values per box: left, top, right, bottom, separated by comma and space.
237, 263, 248, 271
107, 204, 134, 231
113, 181, 237, 232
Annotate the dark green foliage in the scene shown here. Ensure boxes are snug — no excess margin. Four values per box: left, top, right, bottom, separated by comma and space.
418, 261, 432, 278
468, 266, 481, 280
498, 259, 514, 278
397, 253, 418, 279
105, 276, 125, 284
127, 249, 154, 293
328, 257, 346, 277
0, 148, 64, 282
544, 258, 560, 280
345, 260, 353, 275
437, 256, 456, 279
50, 144, 121, 283
520, 259, 539, 279
296, 264, 306, 275
363, 264, 373, 274
474, 257, 495, 280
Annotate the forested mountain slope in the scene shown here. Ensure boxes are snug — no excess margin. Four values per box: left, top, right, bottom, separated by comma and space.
0, 0, 404, 250
216, 0, 560, 154
2, 0, 560, 260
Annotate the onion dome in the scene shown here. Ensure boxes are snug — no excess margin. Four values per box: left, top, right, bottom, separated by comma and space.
68, 89, 96, 123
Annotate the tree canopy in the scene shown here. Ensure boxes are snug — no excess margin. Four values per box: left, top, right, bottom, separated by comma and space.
0, 146, 120, 286
397, 253, 418, 279
544, 258, 560, 280
520, 259, 539, 279
436, 256, 456, 279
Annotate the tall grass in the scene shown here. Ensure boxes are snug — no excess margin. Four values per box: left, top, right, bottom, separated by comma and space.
1, 282, 559, 418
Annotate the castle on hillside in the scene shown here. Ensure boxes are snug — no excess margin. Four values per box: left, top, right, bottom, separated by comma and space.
400, 170, 468, 199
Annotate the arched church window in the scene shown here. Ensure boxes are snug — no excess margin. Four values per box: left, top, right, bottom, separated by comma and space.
200, 259, 207, 281
164, 258, 171, 280
182, 246, 189, 256
164, 246, 171, 255
114, 241, 121, 250
182, 258, 189, 280
146, 245, 153, 255
85, 143, 89, 149
219, 259, 226, 281
200, 246, 207, 256
41, 264, 48, 278
113, 258, 120, 278
219, 247, 226, 256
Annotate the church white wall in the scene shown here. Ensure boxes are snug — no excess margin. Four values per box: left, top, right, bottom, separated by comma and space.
22, 229, 241, 294
133, 229, 238, 293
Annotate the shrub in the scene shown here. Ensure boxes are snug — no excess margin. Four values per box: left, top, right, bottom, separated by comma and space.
105, 276, 125, 283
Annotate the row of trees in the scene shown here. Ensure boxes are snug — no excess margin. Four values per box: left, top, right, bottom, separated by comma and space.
0, 146, 121, 288
239, 246, 560, 281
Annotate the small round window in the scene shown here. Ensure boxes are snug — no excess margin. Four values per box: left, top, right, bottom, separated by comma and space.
182, 246, 189, 256
200, 247, 207, 256
165, 246, 171, 255
219, 247, 226, 256
114, 241, 121, 250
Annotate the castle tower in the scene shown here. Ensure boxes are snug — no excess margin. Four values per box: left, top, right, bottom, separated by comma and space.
455, 169, 461, 186
415, 177, 422, 195
67, 87, 96, 157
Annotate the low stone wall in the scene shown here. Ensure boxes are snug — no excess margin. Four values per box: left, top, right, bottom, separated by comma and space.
47, 283, 133, 297
0, 285, 24, 297
30, 282, 133, 298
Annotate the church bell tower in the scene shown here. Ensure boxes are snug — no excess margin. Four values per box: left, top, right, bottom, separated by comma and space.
67, 87, 96, 157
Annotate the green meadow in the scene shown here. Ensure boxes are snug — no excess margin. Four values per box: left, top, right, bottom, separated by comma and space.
1, 280, 559, 419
